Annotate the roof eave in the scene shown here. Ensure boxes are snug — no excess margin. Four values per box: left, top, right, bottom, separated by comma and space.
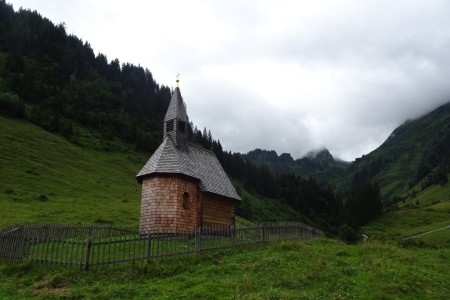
136, 171, 201, 184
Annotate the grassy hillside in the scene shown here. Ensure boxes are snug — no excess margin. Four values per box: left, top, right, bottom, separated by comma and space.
0, 94, 448, 300
1, 238, 449, 299
0, 116, 302, 228
233, 181, 306, 222
0, 115, 145, 228
363, 182, 450, 247
337, 102, 450, 201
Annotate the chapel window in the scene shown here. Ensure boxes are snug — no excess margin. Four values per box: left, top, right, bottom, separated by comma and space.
166, 120, 174, 131
182, 192, 190, 209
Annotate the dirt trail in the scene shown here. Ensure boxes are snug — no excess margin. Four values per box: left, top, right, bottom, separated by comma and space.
402, 225, 450, 240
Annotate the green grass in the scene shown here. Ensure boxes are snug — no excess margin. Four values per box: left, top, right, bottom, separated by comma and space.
420, 228, 450, 244
233, 181, 306, 223
0, 238, 449, 299
1, 115, 450, 299
336, 103, 450, 201
0, 116, 297, 229
412, 228, 450, 248
0, 116, 146, 228
409, 182, 450, 207
364, 182, 450, 245
235, 216, 256, 228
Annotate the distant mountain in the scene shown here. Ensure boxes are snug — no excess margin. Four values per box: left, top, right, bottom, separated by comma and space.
2, 1, 447, 232
243, 102, 450, 203
293, 149, 350, 183
0, 115, 306, 227
337, 102, 450, 202
244, 149, 294, 174
0, 2, 345, 231
243, 148, 350, 185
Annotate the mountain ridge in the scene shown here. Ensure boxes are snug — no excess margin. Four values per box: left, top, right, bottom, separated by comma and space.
0, 2, 345, 232
1, 1, 449, 234
243, 147, 350, 185
243, 101, 450, 201
341, 101, 450, 202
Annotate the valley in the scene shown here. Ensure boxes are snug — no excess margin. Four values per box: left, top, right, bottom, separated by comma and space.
0, 2, 449, 298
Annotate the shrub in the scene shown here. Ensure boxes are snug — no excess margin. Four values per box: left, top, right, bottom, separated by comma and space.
338, 224, 360, 244
0, 92, 25, 117
37, 194, 48, 202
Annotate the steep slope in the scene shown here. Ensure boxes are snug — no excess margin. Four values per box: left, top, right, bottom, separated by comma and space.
338, 102, 450, 202
0, 1, 172, 153
292, 149, 350, 184
0, 2, 340, 227
363, 182, 450, 247
0, 116, 304, 227
0, 115, 145, 227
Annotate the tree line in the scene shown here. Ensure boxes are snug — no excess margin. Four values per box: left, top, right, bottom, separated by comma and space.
0, 1, 383, 234
190, 126, 382, 232
0, 0, 171, 152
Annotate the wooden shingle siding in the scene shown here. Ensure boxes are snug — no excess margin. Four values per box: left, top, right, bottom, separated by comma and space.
139, 175, 199, 234
202, 194, 234, 226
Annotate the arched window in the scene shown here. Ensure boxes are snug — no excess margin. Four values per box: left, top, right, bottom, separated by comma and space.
182, 192, 190, 209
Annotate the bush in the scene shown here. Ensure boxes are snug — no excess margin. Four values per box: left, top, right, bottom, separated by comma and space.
37, 194, 48, 202
338, 224, 360, 244
0, 92, 25, 117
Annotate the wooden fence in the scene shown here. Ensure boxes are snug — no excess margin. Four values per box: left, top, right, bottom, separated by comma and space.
0, 222, 323, 270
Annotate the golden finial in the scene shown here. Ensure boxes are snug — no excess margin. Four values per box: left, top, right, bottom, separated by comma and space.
176, 73, 180, 87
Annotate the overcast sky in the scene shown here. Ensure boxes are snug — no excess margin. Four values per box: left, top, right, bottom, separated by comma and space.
9, 0, 450, 161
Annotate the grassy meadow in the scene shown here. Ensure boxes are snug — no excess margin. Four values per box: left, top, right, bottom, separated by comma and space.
0, 238, 449, 299
1, 116, 450, 299
0, 116, 308, 228
363, 182, 450, 247
0, 116, 145, 228
232, 181, 306, 223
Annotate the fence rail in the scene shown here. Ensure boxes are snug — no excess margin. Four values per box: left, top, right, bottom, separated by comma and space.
0, 222, 323, 269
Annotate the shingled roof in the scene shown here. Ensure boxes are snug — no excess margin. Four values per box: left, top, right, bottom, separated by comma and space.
136, 137, 241, 201
164, 87, 189, 123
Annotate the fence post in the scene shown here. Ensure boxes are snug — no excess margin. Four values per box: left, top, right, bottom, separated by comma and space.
231, 225, 236, 248
195, 227, 201, 254
260, 223, 266, 244
146, 233, 151, 260
84, 229, 92, 270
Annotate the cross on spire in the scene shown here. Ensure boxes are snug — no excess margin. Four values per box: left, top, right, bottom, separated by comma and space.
176, 73, 181, 87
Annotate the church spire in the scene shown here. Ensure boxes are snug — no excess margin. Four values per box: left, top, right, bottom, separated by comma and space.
163, 76, 189, 150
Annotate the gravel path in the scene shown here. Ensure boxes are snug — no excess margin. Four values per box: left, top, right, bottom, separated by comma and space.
402, 225, 450, 240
